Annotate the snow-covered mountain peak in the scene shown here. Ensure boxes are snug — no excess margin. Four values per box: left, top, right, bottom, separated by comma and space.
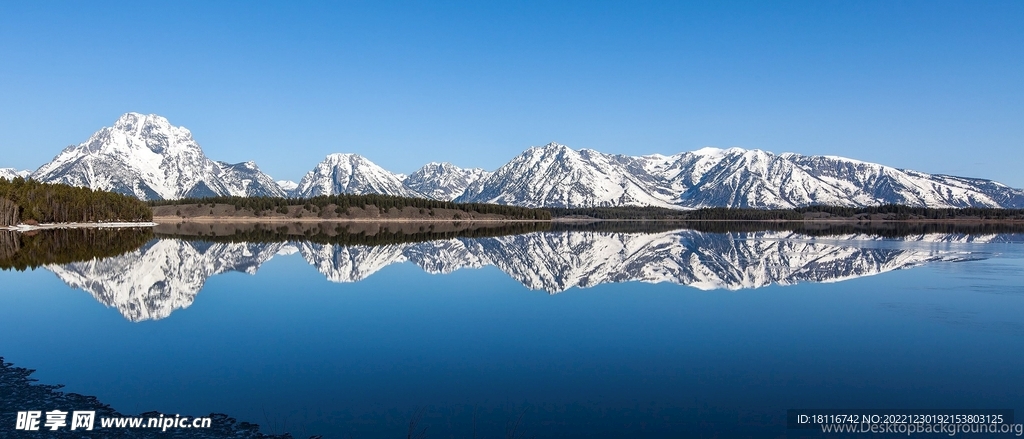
540, 142, 570, 150
690, 146, 729, 157
276, 180, 299, 195
416, 162, 461, 173
112, 112, 177, 134
404, 162, 490, 201
456, 142, 681, 208
31, 113, 284, 200
294, 153, 421, 198
323, 152, 365, 163
521, 142, 578, 159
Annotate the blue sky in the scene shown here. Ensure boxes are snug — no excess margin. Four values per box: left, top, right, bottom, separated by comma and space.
1, 1, 1021, 186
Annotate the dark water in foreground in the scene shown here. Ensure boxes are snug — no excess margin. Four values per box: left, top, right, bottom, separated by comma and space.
1, 224, 1023, 438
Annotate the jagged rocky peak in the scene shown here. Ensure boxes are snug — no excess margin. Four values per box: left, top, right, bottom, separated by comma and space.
294, 153, 421, 198
404, 162, 490, 201
455, 142, 681, 208
112, 112, 185, 139
30, 112, 284, 200
451, 142, 1024, 209
536, 141, 572, 152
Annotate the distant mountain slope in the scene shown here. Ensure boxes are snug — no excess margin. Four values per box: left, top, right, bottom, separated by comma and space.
276, 180, 299, 197
402, 162, 489, 201
455, 143, 679, 208
0, 168, 31, 180
31, 113, 284, 200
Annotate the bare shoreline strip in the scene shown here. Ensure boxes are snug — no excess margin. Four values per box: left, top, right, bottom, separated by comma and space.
1, 222, 157, 232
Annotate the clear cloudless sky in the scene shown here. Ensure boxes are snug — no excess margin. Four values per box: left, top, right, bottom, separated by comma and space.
0, 1, 1021, 186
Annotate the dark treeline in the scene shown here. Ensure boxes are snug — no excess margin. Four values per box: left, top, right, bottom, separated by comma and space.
150, 194, 552, 219
158, 221, 552, 246
156, 220, 1024, 243
550, 206, 804, 220
0, 177, 152, 225
0, 228, 153, 271
552, 220, 1024, 237
795, 204, 1024, 220
666, 221, 1024, 237
550, 221, 706, 234
552, 204, 1024, 220
801, 221, 1024, 237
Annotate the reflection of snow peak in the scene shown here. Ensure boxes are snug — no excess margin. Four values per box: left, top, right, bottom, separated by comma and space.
47, 240, 285, 322
300, 232, 978, 290
48, 231, 984, 321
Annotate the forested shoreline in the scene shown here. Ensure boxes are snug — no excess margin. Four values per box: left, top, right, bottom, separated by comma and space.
150, 194, 552, 220
550, 204, 1024, 221
0, 177, 152, 226
4, 176, 1024, 227
158, 221, 553, 246
0, 228, 153, 271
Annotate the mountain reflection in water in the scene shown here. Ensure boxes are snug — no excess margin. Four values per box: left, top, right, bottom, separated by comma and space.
21, 221, 1017, 321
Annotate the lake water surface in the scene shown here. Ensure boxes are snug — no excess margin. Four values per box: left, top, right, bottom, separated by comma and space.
2, 224, 1023, 438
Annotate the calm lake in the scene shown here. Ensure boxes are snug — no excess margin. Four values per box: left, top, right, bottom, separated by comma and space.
2, 222, 1023, 438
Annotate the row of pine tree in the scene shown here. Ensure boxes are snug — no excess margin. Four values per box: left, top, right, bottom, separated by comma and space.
0, 177, 152, 226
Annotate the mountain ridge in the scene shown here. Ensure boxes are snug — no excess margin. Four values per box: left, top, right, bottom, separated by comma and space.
11, 113, 1024, 208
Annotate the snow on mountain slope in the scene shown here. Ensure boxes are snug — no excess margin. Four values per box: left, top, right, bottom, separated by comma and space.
218, 160, 287, 198
0, 168, 31, 180
276, 180, 299, 197
781, 154, 1023, 208
403, 162, 490, 201
667, 148, 857, 208
30, 113, 284, 200
455, 144, 1024, 209
455, 143, 679, 208
19, 114, 1024, 208
294, 153, 422, 198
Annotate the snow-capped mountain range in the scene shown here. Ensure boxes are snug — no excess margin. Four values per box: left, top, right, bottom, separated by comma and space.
46, 230, 991, 321
8, 112, 1024, 208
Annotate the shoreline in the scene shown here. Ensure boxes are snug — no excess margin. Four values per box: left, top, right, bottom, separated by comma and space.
153, 216, 547, 224
152, 216, 1024, 225
1, 222, 157, 232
